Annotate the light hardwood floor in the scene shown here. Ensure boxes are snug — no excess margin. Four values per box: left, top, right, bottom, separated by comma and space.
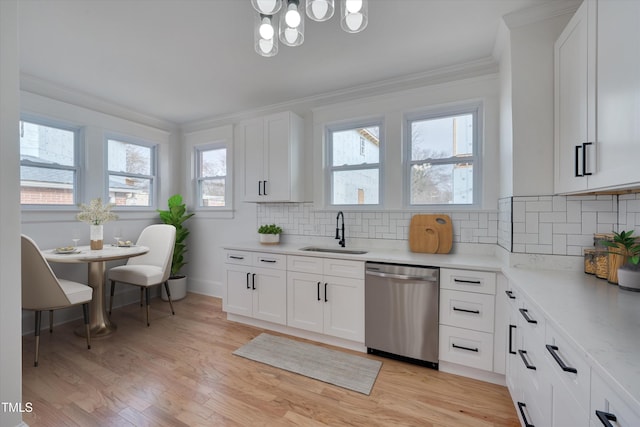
22, 293, 519, 426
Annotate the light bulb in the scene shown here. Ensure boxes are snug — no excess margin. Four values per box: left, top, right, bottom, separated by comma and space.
285, 3, 301, 28
259, 38, 274, 53
284, 27, 298, 44
252, 0, 281, 15
345, 0, 362, 13
345, 12, 363, 31
259, 17, 274, 40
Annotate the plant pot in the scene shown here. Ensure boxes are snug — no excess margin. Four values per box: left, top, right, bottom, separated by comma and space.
617, 266, 640, 292
259, 233, 280, 245
161, 275, 187, 301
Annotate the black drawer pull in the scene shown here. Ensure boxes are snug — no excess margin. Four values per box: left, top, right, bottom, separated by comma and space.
518, 350, 536, 370
595, 410, 617, 427
452, 343, 478, 352
519, 308, 538, 324
252, 273, 256, 290
508, 324, 516, 355
324, 282, 328, 302
317, 282, 321, 301
263, 180, 268, 196
260, 259, 277, 263
583, 142, 593, 176
454, 278, 481, 285
453, 307, 480, 314
546, 344, 577, 374
230, 255, 245, 260
258, 180, 263, 196
505, 290, 516, 299
246, 272, 250, 289
517, 402, 535, 427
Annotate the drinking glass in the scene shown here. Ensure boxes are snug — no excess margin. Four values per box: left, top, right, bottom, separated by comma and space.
71, 228, 81, 248
113, 227, 122, 247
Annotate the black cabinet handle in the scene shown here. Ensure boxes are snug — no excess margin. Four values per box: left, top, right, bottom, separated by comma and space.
246, 272, 250, 289
258, 181, 262, 196
583, 142, 593, 176
263, 180, 268, 196
452, 343, 479, 352
252, 273, 256, 290
453, 307, 480, 314
230, 255, 245, 260
575, 144, 583, 177
324, 283, 328, 302
517, 402, 535, 427
505, 290, 516, 299
454, 278, 481, 285
519, 308, 538, 324
317, 282, 321, 301
595, 410, 617, 427
546, 344, 577, 374
518, 350, 536, 370
260, 259, 277, 263
509, 324, 517, 355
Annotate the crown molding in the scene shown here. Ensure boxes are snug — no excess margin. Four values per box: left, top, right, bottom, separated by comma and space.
20, 73, 178, 133
502, 0, 581, 29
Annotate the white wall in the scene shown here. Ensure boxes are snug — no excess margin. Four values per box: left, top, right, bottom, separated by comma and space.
496, 20, 514, 199
0, 1, 25, 425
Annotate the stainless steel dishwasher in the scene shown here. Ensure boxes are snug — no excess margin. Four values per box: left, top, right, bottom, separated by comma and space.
365, 262, 439, 368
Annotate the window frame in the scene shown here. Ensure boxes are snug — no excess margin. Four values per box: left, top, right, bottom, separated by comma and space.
19, 115, 82, 209
404, 103, 482, 209
194, 142, 229, 209
105, 134, 158, 209
325, 118, 384, 208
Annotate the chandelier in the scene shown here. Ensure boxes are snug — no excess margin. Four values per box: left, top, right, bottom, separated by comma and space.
252, 0, 369, 57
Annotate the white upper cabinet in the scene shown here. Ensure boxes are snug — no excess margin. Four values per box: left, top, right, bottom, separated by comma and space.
555, 0, 640, 194
240, 111, 304, 202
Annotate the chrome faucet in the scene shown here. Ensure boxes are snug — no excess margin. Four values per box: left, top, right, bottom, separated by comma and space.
335, 211, 345, 247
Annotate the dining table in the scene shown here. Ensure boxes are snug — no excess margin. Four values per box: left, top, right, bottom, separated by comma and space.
44, 244, 149, 338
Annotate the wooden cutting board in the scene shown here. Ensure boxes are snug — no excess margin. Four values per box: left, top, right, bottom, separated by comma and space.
409, 214, 453, 254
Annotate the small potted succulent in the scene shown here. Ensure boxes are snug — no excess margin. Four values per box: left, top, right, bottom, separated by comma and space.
258, 224, 282, 245
602, 230, 640, 286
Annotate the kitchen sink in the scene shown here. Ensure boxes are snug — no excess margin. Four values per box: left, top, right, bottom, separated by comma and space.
299, 246, 368, 255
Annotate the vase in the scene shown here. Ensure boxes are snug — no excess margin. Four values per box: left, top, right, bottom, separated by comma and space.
90, 224, 104, 250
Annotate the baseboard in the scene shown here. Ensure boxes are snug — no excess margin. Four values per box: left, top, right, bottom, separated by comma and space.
438, 360, 507, 386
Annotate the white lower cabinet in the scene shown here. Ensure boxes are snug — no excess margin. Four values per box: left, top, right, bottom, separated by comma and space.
591, 369, 640, 426
439, 268, 497, 372
224, 250, 287, 325
287, 256, 364, 342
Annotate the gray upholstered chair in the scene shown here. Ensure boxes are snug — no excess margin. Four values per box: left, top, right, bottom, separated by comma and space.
21, 234, 93, 367
108, 224, 176, 326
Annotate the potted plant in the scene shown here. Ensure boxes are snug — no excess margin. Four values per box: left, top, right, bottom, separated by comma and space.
602, 230, 640, 285
157, 194, 195, 301
258, 224, 282, 245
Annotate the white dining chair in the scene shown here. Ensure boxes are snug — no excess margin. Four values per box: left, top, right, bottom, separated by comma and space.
21, 235, 93, 367
108, 224, 176, 326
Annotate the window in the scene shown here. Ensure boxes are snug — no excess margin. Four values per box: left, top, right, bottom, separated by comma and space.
406, 107, 479, 206
19, 119, 79, 206
328, 122, 381, 205
107, 138, 156, 207
196, 144, 227, 207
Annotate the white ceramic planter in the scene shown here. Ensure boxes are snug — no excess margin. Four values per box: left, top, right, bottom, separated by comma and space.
161, 276, 188, 301
617, 266, 640, 292
259, 233, 280, 244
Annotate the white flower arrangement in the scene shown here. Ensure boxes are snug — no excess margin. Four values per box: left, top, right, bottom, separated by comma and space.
76, 198, 118, 225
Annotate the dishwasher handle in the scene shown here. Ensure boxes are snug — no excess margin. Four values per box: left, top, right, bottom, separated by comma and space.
365, 270, 438, 282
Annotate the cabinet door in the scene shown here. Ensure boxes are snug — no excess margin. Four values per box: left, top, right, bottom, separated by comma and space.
225, 266, 253, 317
262, 112, 292, 201
242, 117, 266, 201
588, 0, 640, 190
253, 267, 287, 325
287, 271, 323, 333
554, 0, 594, 194
550, 378, 589, 427
323, 276, 364, 342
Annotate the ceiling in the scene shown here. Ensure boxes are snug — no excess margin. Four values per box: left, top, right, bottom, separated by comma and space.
18, 0, 551, 125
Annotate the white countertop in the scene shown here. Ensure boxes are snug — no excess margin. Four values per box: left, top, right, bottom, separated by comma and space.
502, 267, 640, 410
224, 242, 640, 410
223, 241, 504, 271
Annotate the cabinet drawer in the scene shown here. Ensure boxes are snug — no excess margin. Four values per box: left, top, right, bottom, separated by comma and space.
225, 250, 253, 266
440, 289, 495, 333
518, 295, 545, 344
253, 253, 287, 270
440, 268, 496, 295
545, 322, 590, 410
439, 325, 494, 371
591, 369, 640, 426
287, 255, 323, 274
323, 259, 364, 279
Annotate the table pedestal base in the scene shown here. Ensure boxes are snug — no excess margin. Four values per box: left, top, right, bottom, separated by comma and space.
75, 260, 117, 337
